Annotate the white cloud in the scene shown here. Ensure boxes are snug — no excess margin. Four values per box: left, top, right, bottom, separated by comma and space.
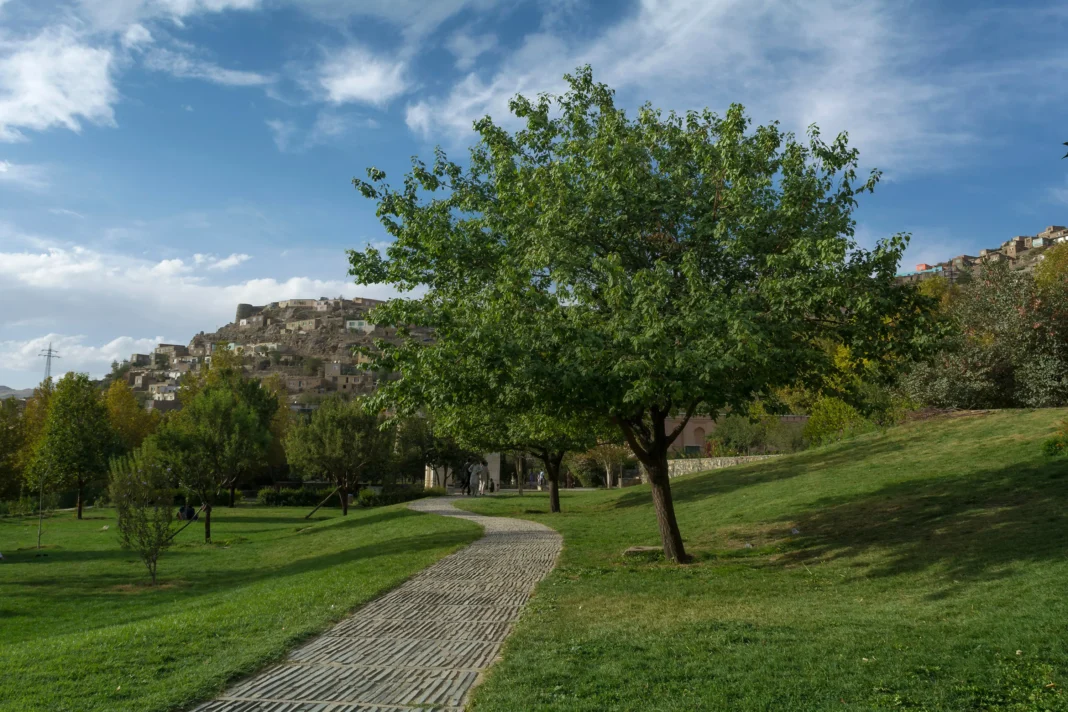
1049, 179, 1068, 206
48, 207, 85, 219
0, 160, 48, 190
317, 46, 408, 106
0, 241, 403, 385
446, 30, 497, 70
74, 0, 262, 32
267, 111, 379, 152
0, 27, 117, 142
404, 0, 1050, 173
121, 23, 153, 50
210, 253, 250, 270
144, 47, 272, 86
0, 334, 169, 380
265, 118, 296, 151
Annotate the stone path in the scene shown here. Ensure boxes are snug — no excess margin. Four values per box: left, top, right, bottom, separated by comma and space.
195, 497, 561, 712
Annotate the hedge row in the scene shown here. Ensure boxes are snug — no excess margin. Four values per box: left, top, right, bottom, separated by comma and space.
256, 485, 446, 508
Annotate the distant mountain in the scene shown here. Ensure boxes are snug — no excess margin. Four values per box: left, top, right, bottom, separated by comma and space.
0, 385, 34, 400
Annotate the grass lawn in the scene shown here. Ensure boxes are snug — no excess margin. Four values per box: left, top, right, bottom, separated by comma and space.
0, 502, 481, 712
458, 409, 1068, 711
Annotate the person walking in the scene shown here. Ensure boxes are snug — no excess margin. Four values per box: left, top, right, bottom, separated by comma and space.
468, 462, 480, 497
536, 471, 545, 491
478, 461, 490, 496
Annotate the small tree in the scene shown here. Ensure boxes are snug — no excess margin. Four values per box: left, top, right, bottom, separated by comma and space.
285, 396, 393, 515
110, 442, 175, 585
587, 442, 631, 489
32, 373, 115, 519
154, 384, 271, 541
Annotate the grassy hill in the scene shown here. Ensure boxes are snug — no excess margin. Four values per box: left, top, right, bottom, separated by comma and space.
458, 409, 1068, 711
0, 504, 481, 712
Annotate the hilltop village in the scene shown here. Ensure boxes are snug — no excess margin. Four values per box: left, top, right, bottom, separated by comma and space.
896, 224, 1068, 284
121, 296, 428, 413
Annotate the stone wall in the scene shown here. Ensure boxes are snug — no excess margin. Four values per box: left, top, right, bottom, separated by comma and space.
667, 455, 778, 478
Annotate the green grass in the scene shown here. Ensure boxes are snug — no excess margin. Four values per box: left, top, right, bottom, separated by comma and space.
458, 409, 1068, 711
0, 503, 481, 712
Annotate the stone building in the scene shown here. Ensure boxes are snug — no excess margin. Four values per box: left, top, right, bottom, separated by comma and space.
285, 318, 322, 332
279, 299, 318, 309
130, 353, 152, 367
286, 376, 324, 393
155, 343, 189, 358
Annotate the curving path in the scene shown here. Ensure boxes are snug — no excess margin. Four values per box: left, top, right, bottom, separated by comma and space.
195, 497, 561, 712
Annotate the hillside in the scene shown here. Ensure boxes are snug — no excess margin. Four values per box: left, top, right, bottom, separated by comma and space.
458, 410, 1068, 710
0, 386, 34, 400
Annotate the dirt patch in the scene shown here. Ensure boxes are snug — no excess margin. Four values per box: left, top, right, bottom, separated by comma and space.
109, 581, 183, 594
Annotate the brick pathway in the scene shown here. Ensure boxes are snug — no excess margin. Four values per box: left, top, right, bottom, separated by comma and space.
195, 497, 561, 712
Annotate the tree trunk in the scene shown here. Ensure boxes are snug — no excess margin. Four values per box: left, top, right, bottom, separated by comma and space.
36, 476, 44, 550
229, 485, 236, 508
76, 481, 83, 520
340, 484, 349, 515
203, 503, 212, 543
647, 452, 687, 562
545, 454, 563, 513
517, 456, 525, 496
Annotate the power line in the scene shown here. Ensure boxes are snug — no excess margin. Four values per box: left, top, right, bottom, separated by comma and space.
38, 342, 60, 382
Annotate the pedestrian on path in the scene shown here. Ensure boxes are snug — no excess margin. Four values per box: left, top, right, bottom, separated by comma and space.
468, 462, 479, 497
536, 471, 545, 491
478, 461, 489, 496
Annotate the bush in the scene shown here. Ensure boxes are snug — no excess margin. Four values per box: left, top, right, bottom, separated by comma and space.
803, 396, 875, 446
766, 421, 806, 453
1043, 420, 1068, 457
254, 485, 433, 508
256, 487, 336, 507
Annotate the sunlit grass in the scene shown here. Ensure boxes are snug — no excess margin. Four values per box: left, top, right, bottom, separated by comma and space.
459, 409, 1068, 710
0, 504, 481, 712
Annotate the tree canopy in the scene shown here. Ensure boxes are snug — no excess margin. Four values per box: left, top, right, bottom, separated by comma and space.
31, 373, 115, 519
349, 66, 934, 560
284, 396, 393, 515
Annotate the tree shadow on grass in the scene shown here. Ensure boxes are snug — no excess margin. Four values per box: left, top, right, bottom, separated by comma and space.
5, 528, 480, 643
776, 457, 1068, 590
611, 436, 909, 510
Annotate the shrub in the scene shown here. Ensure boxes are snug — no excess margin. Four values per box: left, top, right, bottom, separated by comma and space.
803, 396, 875, 446
1043, 419, 1068, 457
766, 421, 806, 453
255, 487, 337, 507
110, 444, 175, 585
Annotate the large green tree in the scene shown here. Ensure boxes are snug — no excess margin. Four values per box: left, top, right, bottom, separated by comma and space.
0, 397, 23, 500
153, 384, 271, 541
284, 396, 393, 515
31, 373, 115, 519
349, 67, 932, 561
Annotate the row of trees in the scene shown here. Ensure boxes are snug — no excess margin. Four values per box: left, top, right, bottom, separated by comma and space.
0, 374, 160, 521
347, 66, 936, 562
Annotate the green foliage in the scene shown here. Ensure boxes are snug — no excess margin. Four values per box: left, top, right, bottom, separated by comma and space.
109, 442, 175, 585
256, 487, 338, 507
284, 396, 393, 513
153, 379, 274, 540
902, 262, 1068, 409
303, 357, 323, 377
349, 66, 936, 559
802, 396, 874, 446
0, 397, 23, 500
30, 373, 116, 518
105, 380, 159, 453
1042, 419, 1068, 457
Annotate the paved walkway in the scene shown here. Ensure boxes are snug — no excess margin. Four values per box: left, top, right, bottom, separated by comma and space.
195, 497, 561, 712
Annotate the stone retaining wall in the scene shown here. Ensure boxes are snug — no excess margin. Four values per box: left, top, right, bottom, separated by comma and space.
667, 455, 778, 478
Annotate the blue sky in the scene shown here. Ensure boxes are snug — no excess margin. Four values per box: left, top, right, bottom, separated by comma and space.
0, 0, 1065, 388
